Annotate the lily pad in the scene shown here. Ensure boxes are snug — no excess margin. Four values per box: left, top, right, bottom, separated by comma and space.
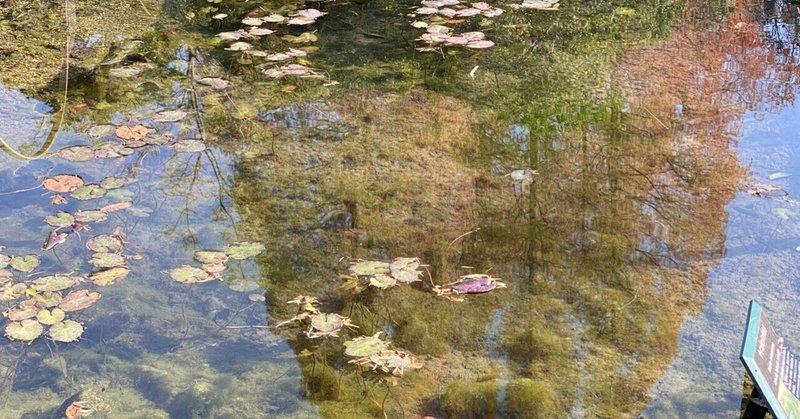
5, 301, 40, 321
152, 110, 188, 122
350, 260, 390, 276
170, 265, 214, 284
100, 201, 133, 213
31, 275, 79, 292
88, 124, 116, 137
173, 140, 207, 153
74, 210, 108, 223
115, 125, 148, 141
195, 251, 228, 265
0, 268, 11, 283
0, 254, 9, 269
43, 174, 84, 193
202, 262, 227, 276
87, 235, 124, 253
197, 77, 231, 90
56, 146, 94, 162
71, 184, 107, 201
225, 41, 253, 51
45, 211, 75, 227
369, 274, 397, 290
58, 290, 101, 312
48, 320, 84, 342
0, 283, 27, 300
100, 176, 128, 190
90, 252, 126, 269
10, 255, 39, 273
36, 308, 66, 325
32, 291, 62, 308
390, 257, 422, 283
308, 313, 352, 338
344, 333, 389, 357
90, 266, 130, 286
93, 142, 133, 158
223, 242, 266, 260
5, 319, 44, 342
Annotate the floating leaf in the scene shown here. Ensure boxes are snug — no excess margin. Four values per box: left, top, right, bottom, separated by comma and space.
249, 27, 275, 36
105, 188, 135, 202
451, 274, 506, 294
350, 260, 390, 276
197, 77, 231, 90
344, 333, 389, 357
224, 242, 266, 260
308, 313, 355, 338
100, 201, 133, 213
86, 235, 124, 253
0, 254, 8, 269
100, 176, 128, 190
45, 211, 75, 227
56, 146, 94, 162
0, 283, 27, 300
48, 320, 84, 342
172, 140, 207, 153
93, 142, 133, 159
225, 41, 253, 51
152, 110, 188, 122
202, 262, 226, 276
90, 266, 130, 286
217, 30, 248, 41
10, 255, 39, 273
411, 21, 429, 28
88, 124, 116, 137
263, 13, 285, 23
195, 251, 228, 265
0, 268, 11, 283
90, 252, 126, 269
126, 206, 152, 218
71, 184, 107, 201
31, 275, 79, 292
5, 319, 44, 342
115, 125, 148, 141
58, 290, 101, 312
5, 301, 40, 321
282, 32, 318, 43
36, 308, 66, 325
266, 52, 291, 61
369, 274, 397, 290
51, 193, 67, 205
74, 210, 108, 223
415, 7, 439, 14
510, 0, 559, 9
465, 40, 494, 49
32, 291, 61, 308
43, 174, 84, 193
390, 257, 422, 283
170, 265, 214, 284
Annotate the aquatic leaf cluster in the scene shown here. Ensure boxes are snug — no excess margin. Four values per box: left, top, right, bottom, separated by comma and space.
342, 257, 423, 292
344, 333, 422, 377
87, 233, 130, 286
410, 0, 500, 51
169, 242, 265, 283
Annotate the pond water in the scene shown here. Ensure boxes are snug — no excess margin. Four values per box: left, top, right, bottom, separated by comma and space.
0, 0, 799, 417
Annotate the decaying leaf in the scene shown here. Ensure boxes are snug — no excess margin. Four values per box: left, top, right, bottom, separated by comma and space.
4, 300, 41, 321
344, 332, 389, 357
43, 174, 85, 193
115, 125, 148, 142
350, 349, 422, 376
0, 283, 27, 300
58, 290, 101, 312
90, 266, 130, 286
56, 146, 94, 162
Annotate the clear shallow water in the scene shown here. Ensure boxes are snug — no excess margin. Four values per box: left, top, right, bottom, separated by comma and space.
0, 0, 798, 417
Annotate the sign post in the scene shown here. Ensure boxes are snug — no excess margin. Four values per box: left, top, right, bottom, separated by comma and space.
740, 300, 800, 419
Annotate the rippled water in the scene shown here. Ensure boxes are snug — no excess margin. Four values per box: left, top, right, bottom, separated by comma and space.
0, 0, 799, 417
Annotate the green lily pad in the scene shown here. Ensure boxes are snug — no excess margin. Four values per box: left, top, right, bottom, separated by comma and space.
0, 283, 27, 300
45, 212, 75, 228
36, 308, 66, 325
90, 266, 129, 286
223, 242, 266, 260
202, 262, 226, 276
43, 174, 84, 193
170, 265, 214, 284
390, 257, 422, 283
0, 254, 10, 269
48, 320, 84, 342
71, 184, 107, 201
310, 313, 345, 334
5, 319, 44, 342
344, 333, 389, 357
350, 260, 390, 276
74, 210, 108, 223
58, 290, 101, 312
90, 252, 126, 269
106, 188, 135, 201
31, 275, 79, 292
56, 146, 94, 162
88, 124, 116, 137
152, 110, 187, 122
173, 140, 207, 153
32, 291, 62, 308
195, 251, 228, 265
100, 176, 128, 190
369, 273, 397, 290
10, 255, 39, 273
86, 235, 124, 253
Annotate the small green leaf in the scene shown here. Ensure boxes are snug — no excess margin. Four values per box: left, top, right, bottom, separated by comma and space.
224, 242, 265, 260
48, 320, 84, 342
10, 255, 39, 273
170, 265, 214, 284
5, 319, 44, 342
45, 212, 75, 227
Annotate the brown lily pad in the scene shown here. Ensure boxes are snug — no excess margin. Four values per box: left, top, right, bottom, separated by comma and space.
90, 266, 130, 286
58, 290, 101, 312
115, 125, 148, 142
43, 174, 84, 193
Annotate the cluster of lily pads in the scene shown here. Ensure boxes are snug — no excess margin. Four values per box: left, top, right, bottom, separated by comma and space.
215, 8, 327, 79
410, 0, 499, 51
0, 251, 100, 343
509, 0, 559, 10
169, 241, 266, 284
277, 295, 422, 377
54, 109, 209, 163
340, 257, 423, 292
86, 233, 130, 286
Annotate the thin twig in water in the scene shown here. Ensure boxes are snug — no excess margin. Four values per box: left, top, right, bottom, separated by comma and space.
445, 228, 480, 252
